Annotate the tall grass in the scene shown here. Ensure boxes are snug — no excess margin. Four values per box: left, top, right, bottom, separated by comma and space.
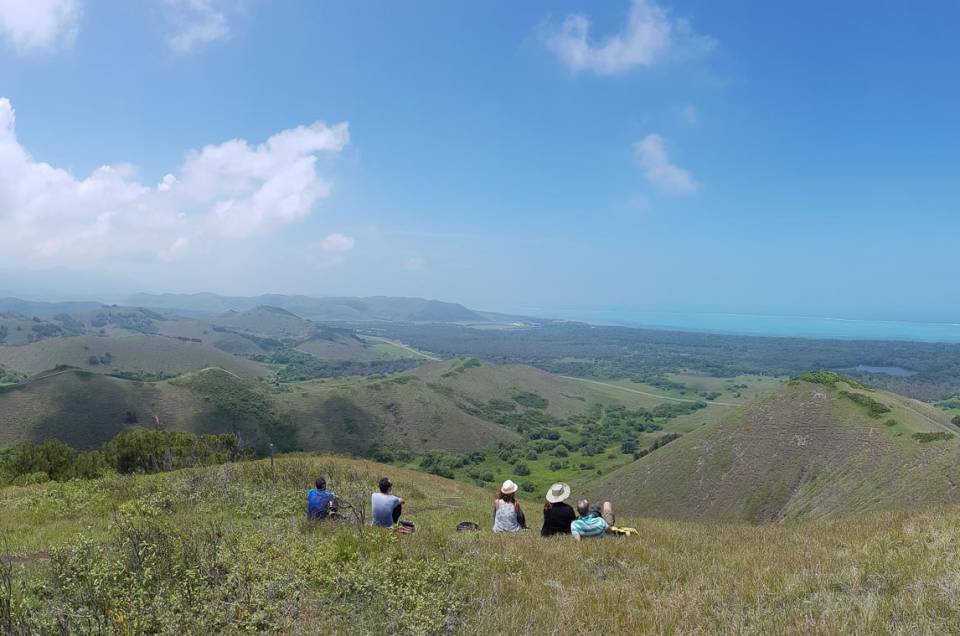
3, 456, 960, 634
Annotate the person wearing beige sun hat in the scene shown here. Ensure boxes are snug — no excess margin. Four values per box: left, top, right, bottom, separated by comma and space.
492, 479, 526, 532
541, 482, 576, 537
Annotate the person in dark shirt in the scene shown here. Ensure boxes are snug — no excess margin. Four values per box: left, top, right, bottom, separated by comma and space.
541, 482, 576, 537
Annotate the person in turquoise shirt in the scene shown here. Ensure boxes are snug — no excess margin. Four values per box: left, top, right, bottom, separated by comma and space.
570, 499, 615, 540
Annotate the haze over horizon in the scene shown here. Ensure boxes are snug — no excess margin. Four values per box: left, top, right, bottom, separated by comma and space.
2, 1, 959, 320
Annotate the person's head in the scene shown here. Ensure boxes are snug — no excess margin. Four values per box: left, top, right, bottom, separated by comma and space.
499, 479, 518, 503
315, 477, 327, 491
545, 482, 570, 510
378, 477, 392, 494
576, 499, 591, 517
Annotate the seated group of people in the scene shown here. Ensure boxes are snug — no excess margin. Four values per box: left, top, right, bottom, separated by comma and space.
306, 475, 404, 528
493, 479, 615, 540
307, 475, 615, 540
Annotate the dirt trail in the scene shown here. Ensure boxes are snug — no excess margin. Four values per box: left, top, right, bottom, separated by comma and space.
365, 337, 441, 361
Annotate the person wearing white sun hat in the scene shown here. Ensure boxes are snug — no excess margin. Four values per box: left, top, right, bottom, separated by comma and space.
541, 482, 576, 537
492, 479, 526, 532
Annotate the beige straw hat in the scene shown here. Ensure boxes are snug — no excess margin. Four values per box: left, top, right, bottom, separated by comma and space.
500, 479, 519, 495
545, 482, 571, 503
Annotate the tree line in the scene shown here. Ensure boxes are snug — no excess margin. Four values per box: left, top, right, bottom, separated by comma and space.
0, 428, 240, 486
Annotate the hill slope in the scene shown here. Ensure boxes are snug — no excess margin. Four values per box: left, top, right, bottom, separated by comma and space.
586, 374, 960, 522
6, 455, 960, 634
0, 332, 270, 380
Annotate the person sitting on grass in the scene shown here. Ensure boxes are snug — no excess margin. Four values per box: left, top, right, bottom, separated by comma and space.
570, 499, 615, 541
493, 479, 526, 532
306, 476, 338, 520
371, 477, 404, 528
541, 482, 576, 537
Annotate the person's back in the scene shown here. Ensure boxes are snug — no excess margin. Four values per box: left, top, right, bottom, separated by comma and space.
542, 501, 576, 536
570, 499, 612, 540
306, 477, 337, 520
371, 477, 403, 528
493, 480, 524, 533
541, 482, 575, 537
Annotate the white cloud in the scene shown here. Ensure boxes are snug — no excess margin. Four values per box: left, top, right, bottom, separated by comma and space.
633, 133, 698, 195
0, 97, 349, 267
404, 256, 426, 271
0, 0, 80, 54
307, 233, 355, 267
163, 0, 235, 54
541, 0, 714, 75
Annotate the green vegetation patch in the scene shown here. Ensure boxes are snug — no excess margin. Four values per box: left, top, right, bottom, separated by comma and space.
912, 431, 955, 443
0, 429, 240, 485
839, 390, 892, 419
440, 357, 482, 378
510, 391, 548, 410
172, 369, 296, 452
793, 371, 866, 389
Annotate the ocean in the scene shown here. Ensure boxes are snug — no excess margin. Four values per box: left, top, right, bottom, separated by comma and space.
510, 309, 960, 344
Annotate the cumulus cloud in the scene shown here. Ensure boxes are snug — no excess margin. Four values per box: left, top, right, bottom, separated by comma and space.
0, 97, 349, 267
163, 0, 235, 54
307, 232, 355, 267
633, 134, 698, 195
541, 0, 714, 75
0, 0, 80, 54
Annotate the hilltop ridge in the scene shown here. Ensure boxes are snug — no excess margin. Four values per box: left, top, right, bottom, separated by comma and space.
586, 373, 960, 522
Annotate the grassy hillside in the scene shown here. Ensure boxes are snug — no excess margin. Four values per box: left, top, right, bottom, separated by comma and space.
0, 333, 270, 380
586, 373, 960, 523
0, 369, 282, 450
5, 455, 960, 634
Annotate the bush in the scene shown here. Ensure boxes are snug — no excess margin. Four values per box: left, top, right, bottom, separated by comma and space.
839, 391, 892, 418
511, 391, 549, 409
912, 431, 954, 443
952, 415, 960, 428
513, 462, 531, 476
520, 480, 535, 493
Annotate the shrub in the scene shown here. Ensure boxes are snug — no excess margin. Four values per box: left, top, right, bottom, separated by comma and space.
839, 391, 892, 418
912, 432, 954, 443
511, 391, 549, 409
514, 462, 531, 476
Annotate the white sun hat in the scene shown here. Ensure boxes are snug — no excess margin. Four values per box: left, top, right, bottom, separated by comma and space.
500, 479, 519, 495
545, 482, 571, 504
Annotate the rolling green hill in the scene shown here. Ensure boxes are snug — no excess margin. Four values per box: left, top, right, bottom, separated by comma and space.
0, 332, 271, 380
585, 373, 960, 523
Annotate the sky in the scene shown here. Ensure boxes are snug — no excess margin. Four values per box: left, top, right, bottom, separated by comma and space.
1, 0, 959, 320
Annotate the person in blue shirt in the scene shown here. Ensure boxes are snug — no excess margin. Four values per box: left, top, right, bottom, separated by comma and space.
306, 476, 338, 520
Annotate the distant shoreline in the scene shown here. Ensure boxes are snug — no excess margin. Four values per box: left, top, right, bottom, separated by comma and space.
502, 308, 960, 344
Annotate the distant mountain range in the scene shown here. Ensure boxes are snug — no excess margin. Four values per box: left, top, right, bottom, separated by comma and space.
123, 293, 485, 322
0, 297, 103, 318
0, 294, 487, 324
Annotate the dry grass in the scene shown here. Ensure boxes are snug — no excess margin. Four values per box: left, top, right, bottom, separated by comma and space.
3, 455, 960, 634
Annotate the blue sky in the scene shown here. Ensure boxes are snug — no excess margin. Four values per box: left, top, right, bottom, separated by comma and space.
1, 0, 958, 320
